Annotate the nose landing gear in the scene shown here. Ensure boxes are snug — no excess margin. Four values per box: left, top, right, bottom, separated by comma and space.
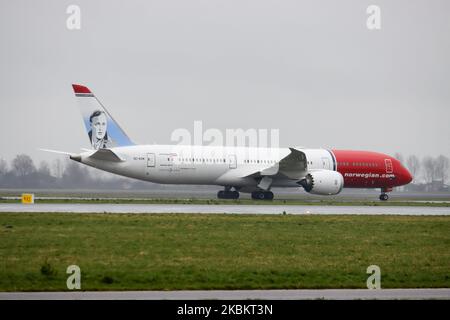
379, 193, 389, 201
379, 187, 392, 201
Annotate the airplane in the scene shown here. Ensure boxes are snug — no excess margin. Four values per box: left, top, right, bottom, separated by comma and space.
42, 84, 413, 201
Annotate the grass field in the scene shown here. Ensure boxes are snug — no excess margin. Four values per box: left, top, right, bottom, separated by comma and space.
1, 197, 449, 207
0, 213, 449, 291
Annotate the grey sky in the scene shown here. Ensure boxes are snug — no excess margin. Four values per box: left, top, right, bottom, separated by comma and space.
0, 0, 449, 164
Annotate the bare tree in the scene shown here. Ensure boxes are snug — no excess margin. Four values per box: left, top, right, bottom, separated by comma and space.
435, 155, 449, 182
406, 155, 420, 182
422, 156, 436, 183
394, 152, 404, 164
51, 158, 65, 178
62, 161, 92, 187
12, 154, 36, 177
0, 158, 7, 175
38, 160, 51, 176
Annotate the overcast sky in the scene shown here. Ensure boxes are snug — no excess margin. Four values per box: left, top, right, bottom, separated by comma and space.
0, 0, 449, 164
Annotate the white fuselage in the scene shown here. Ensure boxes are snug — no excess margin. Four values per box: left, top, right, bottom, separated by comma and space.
80, 145, 334, 190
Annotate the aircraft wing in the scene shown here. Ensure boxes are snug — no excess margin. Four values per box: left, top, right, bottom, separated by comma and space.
243, 147, 307, 180
277, 148, 308, 179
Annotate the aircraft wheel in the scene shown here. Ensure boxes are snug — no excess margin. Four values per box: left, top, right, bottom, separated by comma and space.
264, 191, 274, 200
218, 190, 239, 199
251, 191, 263, 200
252, 191, 273, 200
379, 193, 389, 201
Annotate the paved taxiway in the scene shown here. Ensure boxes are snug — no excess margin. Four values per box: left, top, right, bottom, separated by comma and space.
0, 203, 449, 215
1, 289, 449, 300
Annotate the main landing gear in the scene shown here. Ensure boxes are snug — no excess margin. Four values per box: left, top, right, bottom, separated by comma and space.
217, 187, 239, 199
251, 190, 274, 200
217, 187, 274, 200
379, 193, 389, 201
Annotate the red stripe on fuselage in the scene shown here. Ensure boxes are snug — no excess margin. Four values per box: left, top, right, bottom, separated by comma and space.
331, 150, 412, 189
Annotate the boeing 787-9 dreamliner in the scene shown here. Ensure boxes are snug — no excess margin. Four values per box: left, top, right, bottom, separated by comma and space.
43, 84, 413, 201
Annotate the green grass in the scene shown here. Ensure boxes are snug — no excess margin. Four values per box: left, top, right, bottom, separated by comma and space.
1, 197, 449, 206
0, 213, 449, 291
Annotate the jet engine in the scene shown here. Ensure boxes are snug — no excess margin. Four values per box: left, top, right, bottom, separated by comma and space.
298, 170, 344, 195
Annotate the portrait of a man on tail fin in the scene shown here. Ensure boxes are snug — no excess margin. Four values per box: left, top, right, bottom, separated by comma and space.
88, 110, 115, 149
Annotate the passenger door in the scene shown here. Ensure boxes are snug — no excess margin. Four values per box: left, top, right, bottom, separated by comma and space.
228, 154, 237, 169
147, 153, 155, 167
384, 159, 393, 173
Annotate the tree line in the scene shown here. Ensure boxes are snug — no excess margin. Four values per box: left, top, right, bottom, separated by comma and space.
0, 153, 449, 189
0, 154, 152, 189
394, 153, 449, 184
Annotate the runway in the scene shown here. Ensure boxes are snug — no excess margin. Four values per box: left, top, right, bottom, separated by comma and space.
2, 188, 450, 201
0, 203, 449, 215
1, 289, 449, 300
1, 203, 450, 215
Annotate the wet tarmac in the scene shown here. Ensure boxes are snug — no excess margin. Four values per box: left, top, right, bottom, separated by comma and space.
1, 288, 449, 300
0, 203, 449, 215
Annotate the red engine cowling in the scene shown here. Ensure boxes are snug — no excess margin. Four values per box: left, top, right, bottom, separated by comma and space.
298, 170, 344, 195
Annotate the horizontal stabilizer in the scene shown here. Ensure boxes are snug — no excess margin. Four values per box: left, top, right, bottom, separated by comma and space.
38, 148, 73, 156
88, 148, 125, 162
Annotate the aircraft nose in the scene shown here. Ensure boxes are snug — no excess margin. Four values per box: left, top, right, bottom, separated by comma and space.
402, 166, 413, 185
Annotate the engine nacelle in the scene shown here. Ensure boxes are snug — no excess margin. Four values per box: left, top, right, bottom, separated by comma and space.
298, 170, 344, 195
